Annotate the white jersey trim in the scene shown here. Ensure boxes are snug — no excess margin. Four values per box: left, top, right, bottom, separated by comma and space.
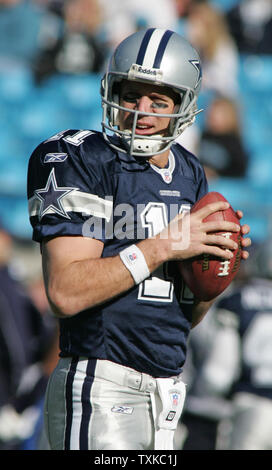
28, 190, 113, 221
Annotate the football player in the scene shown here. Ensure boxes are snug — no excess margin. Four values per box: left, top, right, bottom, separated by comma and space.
197, 240, 272, 450
27, 28, 251, 450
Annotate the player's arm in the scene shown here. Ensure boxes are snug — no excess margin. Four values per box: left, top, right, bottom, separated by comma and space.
43, 201, 248, 318
197, 307, 241, 394
191, 299, 214, 329
42, 233, 173, 317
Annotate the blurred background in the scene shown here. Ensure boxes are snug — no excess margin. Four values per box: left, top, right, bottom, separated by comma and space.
0, 0, 271, 450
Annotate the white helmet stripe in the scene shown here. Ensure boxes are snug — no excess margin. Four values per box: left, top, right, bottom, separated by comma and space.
141, 29, 167, 68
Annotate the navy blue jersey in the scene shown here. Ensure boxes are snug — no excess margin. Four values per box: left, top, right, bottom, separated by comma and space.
217, 278, 272, 399
27, 129, 208, 377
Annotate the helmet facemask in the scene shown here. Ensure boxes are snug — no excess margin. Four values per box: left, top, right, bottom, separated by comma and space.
101, 72, 201, 158
100, 28, 202, 157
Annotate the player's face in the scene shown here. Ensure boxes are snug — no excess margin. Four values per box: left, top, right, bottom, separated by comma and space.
118, 80, 178, 137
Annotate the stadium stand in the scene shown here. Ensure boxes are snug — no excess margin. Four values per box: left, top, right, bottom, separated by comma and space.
0, 70, 102, 238
0, 54, 271, 242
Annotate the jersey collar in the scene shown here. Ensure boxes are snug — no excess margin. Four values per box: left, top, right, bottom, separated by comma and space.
150, 151, 175, 184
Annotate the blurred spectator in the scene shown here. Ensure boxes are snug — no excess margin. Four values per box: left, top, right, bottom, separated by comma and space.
33, 0, 62, 9
226, 0, 272, 54
0, 0, 62, 71
195, 240, 272, 450
0, 0, 21, 4
97, 0, 178, 50
33, 0, 106, 84
175, 122, 200, 155
172, 1, 202, 154
180, 244, 255, 450
186, 1, 240, 98
180, 301, 228, 450
197, 96, 249, 180
172, 0, 196, 36
0, 222, 58, 449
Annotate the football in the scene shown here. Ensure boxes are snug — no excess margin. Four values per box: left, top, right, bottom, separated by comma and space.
178, 192, 242, 301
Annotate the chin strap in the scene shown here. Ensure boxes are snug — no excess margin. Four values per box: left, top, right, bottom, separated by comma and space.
121, 111, 201, 156
122, 133, 165, 155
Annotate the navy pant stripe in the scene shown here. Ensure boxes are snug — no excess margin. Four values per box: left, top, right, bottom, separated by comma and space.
153, 30, 174, 69
79, 359, 97, 450
136, 28, 155, 65
64, 357, 79, 450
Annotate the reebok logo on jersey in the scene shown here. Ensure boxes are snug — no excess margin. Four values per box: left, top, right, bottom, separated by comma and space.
44, 153, 68, 163
111, 406, 134, 415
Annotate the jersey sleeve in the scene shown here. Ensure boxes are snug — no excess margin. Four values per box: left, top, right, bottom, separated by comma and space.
174, 142, 209, 202
191, 151, 208, 201
27, 130, 114, 243
196, 165, 208, 200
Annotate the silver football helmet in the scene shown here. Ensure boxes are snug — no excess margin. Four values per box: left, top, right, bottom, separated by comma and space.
101, 28, 202, 157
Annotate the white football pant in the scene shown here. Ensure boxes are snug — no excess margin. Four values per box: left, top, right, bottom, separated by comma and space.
44, 357, 186, 450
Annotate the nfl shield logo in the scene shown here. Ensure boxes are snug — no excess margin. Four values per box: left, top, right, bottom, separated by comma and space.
162, 170, 172, 183
129, 252, 137, 261
170, 391, 180, 407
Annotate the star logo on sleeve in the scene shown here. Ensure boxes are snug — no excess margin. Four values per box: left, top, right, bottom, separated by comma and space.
34, 168, 77, 220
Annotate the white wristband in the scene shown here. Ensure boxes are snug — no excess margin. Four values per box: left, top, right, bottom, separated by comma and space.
119, 244, 150, 285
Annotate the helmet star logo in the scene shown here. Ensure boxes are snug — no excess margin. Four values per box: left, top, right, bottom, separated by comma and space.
34, 168, 77, 220
189, 59, 202, 89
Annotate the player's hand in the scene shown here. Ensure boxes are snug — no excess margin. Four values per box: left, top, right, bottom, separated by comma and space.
159, 201, 241, 261
236, 210, 251, 260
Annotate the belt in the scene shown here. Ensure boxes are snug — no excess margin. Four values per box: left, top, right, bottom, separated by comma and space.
94, 359, 157, 393
95, 360, 187, 449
